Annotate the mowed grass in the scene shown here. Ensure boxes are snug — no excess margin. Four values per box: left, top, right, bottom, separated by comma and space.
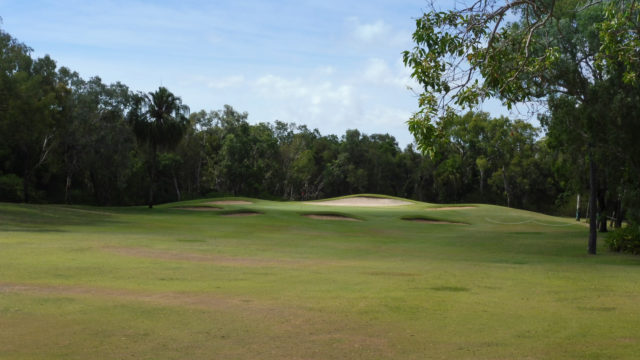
1, 195, 639, 359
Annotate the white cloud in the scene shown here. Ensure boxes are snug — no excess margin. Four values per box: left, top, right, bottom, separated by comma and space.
255, 75, 309, 98
316, 66, 336, 76
247, 71, 415, 146
208, 75, 245, 89
252, 73, 360, 128
353, 20, 391, 43
361, 58, 418, 90
364, 106, 411, 126
347, 18, 411, 47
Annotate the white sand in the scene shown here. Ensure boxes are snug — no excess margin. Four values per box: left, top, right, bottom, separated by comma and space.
308, 197, 412, 207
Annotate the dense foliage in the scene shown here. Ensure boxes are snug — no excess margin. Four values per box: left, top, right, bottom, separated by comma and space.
402, 0, 640, 253
605, 223, 640, 254
0, 26, 628, 225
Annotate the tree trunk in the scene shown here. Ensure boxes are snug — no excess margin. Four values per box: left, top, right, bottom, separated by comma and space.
172, 170, 181, 202
598, 188, 607, 233
65, 174, 72, 204
615, 192, 624, 228
588, 147, 597, 255
195, 152, 202, 195
502, 165, 511, 208
575, 194, 581, 221
148, 145, 157, 209
22, 170, 30, 203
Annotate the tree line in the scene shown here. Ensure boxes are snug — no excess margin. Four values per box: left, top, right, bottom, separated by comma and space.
0, 26, 631, 234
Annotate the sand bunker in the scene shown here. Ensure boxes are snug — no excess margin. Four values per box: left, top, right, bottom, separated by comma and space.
425, 206, 476, 211
173, 206, 221, 211
207, 200, 253, 205
304, 214, 360, 221
309, 196, 411, 207
221, 211, 261, 217
403, 218, 466, 225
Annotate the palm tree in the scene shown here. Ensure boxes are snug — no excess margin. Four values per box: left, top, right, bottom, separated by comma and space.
127, 87, 189, 208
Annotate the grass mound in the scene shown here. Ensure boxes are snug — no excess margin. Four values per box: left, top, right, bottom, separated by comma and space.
172, 206, 222, 211
425, 206, 476, 211
207, 200, 253, 205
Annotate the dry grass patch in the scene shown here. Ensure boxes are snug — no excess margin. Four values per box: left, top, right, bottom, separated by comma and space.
102, 246, 303, 267
0, 282, 395, 359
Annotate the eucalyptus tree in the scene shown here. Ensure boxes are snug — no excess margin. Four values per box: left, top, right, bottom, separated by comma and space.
0, 29, 65, 202
402, 0, 639, 254
127, 87, 189, 208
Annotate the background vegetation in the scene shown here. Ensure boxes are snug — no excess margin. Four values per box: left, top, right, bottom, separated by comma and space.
0, 28, 609, 216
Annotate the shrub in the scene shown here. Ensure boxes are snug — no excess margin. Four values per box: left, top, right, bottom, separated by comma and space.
606, 224, 640, 255
0, 174, 23, 202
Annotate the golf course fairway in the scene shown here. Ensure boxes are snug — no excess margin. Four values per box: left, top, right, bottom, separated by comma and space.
1, 195, 639, 359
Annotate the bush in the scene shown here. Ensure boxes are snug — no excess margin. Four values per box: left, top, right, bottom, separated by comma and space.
0, 173, 23, 202
606, 224, 640, 255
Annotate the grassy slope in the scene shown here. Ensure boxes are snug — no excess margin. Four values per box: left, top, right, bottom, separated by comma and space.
0, 196, 639, 359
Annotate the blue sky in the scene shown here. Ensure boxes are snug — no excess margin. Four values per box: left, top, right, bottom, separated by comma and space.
1, 0, 510, 147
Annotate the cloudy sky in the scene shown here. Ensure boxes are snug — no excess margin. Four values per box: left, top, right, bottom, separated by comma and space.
1, 0, 508, 147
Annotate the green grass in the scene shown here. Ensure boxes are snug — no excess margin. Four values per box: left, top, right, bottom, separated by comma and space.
1, 196, 639, 359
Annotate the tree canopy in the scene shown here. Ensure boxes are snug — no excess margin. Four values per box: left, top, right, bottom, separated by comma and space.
403, 0, 640, 254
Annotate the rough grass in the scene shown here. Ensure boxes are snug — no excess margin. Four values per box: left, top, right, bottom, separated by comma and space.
1, 196, 639, 359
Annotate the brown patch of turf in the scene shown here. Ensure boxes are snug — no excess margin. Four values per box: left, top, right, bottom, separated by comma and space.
102, 247, 295, 267
0, 282, 395, 358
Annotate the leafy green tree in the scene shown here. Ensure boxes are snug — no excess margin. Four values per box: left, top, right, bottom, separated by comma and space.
0, 29, 66, 202
56, 70, 136, 205
403, 0, 639, 254
127, 87, 189, 208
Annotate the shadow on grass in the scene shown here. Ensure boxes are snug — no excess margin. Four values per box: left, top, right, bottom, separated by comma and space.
300, 211, 363, 222
430, 286, 470, 292
0, 227, 68, 233
0, 203, 122, 232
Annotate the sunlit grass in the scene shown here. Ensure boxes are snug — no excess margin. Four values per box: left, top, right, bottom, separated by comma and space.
1, 196, 639, 359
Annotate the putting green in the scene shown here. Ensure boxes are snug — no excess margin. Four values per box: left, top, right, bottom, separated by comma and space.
0, 195, 638, 359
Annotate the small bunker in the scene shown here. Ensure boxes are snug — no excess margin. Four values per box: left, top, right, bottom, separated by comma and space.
401, 216, 466, 225
207, 200, 253, 205
303, 213, 361, 221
